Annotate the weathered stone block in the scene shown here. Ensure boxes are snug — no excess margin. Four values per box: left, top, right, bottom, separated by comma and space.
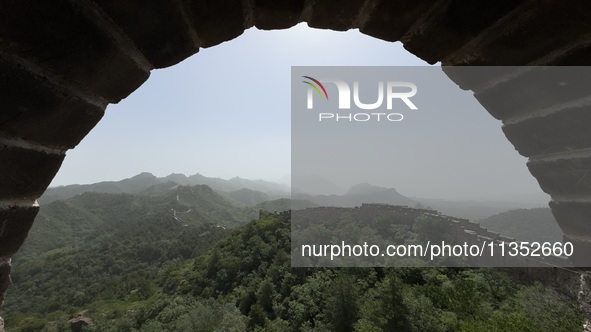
254, 0, 304, 30
503, 105, 591, 157
0, 205, 39, 258
186, 0, 246, 48
529, 157, 591, 196
360, 0, 435, 43
550, 201, 591, 236
0, 58, 105, 149
92, 0, 199, 68
0, 0, 150, 102
474, 67, 591, 121
442, 66, 518, 92
562, 234, 591, 268
0, 259, 10, 307
444, 1, 591, 65
402, 0, 523, 64
0, 145, 64, 201
307, 0, 365, 31
534, 36, 591, 66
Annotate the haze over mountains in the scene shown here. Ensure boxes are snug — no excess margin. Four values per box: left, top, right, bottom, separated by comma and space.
28, 172, 564, 262
23, 186, 258, 258
292, 174, 549, 220
292, 182, 417, 208
40, 172, 290, 204
41, 172, 551, 221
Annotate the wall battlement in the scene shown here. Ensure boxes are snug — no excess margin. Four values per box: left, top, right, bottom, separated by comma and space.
295, 203, 570, 268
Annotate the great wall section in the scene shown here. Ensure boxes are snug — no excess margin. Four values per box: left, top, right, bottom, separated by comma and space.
2, 1, 591, 330
292, 203, 572, 268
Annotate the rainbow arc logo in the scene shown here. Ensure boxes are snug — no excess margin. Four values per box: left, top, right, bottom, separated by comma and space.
302, 76, 329, 100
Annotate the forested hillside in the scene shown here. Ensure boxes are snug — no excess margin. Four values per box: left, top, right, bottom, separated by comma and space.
3, 211, 583, 331
478, 208, 563, 243
19, 186, 258, 259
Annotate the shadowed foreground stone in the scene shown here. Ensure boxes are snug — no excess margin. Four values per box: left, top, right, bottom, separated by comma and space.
254, 0, 305, 30
69, 310, 93, 332
0, 205, 40, 258
0, 57, 106, 149
0, 145, 65, 201
529, 157, 591, 197
0, 259, 10, 306
0, 0, 151, 103
0, 258, 10, 332
185, 0, 247, 48
91, 0, 199, 68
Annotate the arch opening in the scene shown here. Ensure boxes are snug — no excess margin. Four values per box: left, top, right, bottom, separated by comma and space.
49, 24, 546, 209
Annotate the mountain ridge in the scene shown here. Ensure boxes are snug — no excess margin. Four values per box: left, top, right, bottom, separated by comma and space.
42, 172, 290, 204
477, 207, 562, 243
22, 184, 260, 259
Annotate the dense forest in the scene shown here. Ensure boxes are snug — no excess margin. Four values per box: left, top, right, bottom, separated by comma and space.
0, 180, 583, 332
0, 185, 584, 331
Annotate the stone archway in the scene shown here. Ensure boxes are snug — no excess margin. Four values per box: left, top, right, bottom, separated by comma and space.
1, 0, 591, 327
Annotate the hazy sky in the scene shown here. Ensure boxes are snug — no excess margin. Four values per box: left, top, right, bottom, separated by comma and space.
50, 23, 548, 202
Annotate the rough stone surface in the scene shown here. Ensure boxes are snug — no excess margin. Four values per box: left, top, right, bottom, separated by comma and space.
0, 145, 65, 201
529, 157, 591, 197
0, 206, 39, 258
307, 0, 366, 31
473, 67, 591, 121
360, 0, 436, 42
0, 259, 11, 307
402, 0, 524, 64
563, 236, 591, 270
92, 0, 199, 68
441, 66, 517, 92
0, 0, 150, 103
502, 105, 591, 157
185, 0, 247, 47
549, 201, 591, 236
254, 0, 304, 30
541, 38, 591, 66
69, 310, 93, 332
444, 0, 591, 65
0, 56, 106, 149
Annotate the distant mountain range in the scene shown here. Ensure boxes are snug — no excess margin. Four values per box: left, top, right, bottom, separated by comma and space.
293, 183, 417, 207
411, 197, 550, 221
23, 184, 261, 258
291, 174, 346, 195
40, 172, 290, 204
291, 175, 550, 220
42, 172, 552, 221
42, 173, 418, 214
28, 173, 563, 261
